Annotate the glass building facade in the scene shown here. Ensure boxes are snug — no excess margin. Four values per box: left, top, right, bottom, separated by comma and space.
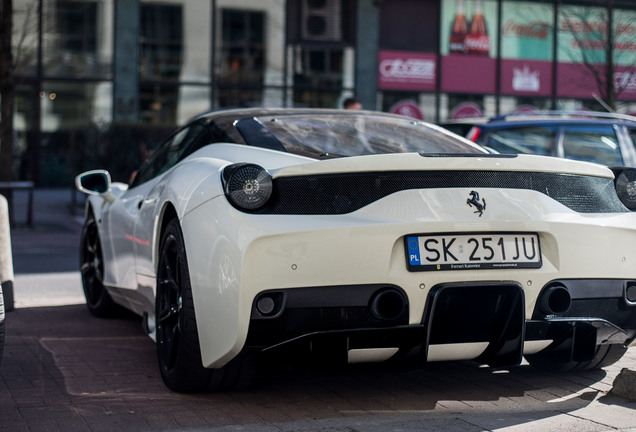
6, 0, 636, 186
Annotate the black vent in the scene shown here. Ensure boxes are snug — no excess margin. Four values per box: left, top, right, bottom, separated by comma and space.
248, 171, 627, 215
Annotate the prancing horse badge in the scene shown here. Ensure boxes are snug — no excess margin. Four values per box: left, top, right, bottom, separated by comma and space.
467, 191, 486, 217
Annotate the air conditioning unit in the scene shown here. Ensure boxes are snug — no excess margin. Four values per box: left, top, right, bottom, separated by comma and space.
301, 0, 342, 42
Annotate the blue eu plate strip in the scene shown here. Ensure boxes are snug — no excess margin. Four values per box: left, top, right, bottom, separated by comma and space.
407, 236, 421, 266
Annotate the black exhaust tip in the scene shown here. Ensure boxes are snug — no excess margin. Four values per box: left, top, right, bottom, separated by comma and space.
538, 284, 572, 315
625, 281, 636, 304
369, 288, 407, 321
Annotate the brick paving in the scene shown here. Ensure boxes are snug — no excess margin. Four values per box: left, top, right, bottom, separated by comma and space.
1, 189, 635, 431
1, 305, 635, 432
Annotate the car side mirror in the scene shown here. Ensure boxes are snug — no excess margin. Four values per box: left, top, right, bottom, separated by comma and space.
75, 170, 116, 204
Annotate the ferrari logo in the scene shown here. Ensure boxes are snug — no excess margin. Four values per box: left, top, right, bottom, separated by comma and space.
467, 191, 486, 217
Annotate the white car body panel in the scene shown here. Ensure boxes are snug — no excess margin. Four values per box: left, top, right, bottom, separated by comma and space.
76, 108, 636, 391
87, 146, 636, 368
182, 183, 636, 367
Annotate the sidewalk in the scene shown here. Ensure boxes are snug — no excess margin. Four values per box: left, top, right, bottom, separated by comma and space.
1, 188, 636, 432
9, 188, 86, 307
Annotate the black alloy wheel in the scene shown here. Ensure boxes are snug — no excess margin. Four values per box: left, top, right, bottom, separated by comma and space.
80, 212, 116, 317
156, 219, 213, 392
155, 218, 256, 393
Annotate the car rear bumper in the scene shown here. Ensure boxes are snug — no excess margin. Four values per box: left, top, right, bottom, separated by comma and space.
182, 189, 636, 367
245, 279, 636, 367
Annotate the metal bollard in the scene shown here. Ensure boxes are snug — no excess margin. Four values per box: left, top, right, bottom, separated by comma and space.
0, 195, 14, 311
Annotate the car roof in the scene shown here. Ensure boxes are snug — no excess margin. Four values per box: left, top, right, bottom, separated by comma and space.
483, 111, 636, 128
191, 107, 408, 123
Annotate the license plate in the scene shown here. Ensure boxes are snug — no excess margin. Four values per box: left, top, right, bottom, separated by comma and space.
405, 232, 542, 271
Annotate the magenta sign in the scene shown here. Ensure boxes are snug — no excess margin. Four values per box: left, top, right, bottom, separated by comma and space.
441, 55, 496, 93
500, 60, 553, 96
378, 50, 437, 91
614, 68, 636, 101
450, 102, 483, 119
390, 100, 425, 120
557, 63, 636, 101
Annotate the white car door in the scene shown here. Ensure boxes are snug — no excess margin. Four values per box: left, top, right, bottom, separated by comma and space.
100, 184, 149, 290
131, 122, 212, 284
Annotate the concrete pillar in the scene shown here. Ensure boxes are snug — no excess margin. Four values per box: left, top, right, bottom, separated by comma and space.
113, 0, 140, 122
0, 195, 14, 311
355, 0, 380, 110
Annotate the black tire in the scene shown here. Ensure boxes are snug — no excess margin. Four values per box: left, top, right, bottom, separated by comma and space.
80, 211, 117, 317
155, 219, 255, 393
526, 343, 628, 373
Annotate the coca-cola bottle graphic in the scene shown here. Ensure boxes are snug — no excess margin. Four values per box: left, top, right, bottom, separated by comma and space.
465, 0, 490, 56
449, 0, 468, 54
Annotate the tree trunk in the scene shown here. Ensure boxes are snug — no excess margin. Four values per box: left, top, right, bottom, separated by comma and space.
0, 0, 14, 182
606, 0, 616, 111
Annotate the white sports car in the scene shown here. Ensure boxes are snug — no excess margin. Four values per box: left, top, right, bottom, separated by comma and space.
76, 108, 636, 393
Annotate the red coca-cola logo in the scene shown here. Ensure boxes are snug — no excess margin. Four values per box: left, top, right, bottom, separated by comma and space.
464, 34, 490, 55
502, 20, 549, 40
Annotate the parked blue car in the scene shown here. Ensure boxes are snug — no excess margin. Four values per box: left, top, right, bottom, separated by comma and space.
443, 111, 636, 167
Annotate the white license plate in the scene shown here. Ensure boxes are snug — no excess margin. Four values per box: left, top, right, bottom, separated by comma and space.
405, 232, 542, 271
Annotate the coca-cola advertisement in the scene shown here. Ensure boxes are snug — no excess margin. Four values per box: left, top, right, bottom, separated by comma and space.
444, 0, 493, 57
501, 1, 553, 60
441, 0, 496, 93
499, 1, 553, 97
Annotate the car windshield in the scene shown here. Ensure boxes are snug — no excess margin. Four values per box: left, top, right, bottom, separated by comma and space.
562, 125, 623, 166
483, 126, 555, 156
244, 114, 487, 158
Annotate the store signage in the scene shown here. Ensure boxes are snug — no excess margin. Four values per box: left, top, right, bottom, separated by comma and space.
615, 71, 636, 93
501, 60, 552, 96
378, 51, 436, 91
389, 100, 425, 120
500, 1, 553, 61
450, 102, 483, 119
440, 0, 496, 93
558, 5, 636, 66
502, 20, 550, 41
556, 64, 636, 101
441, 55, 496, 93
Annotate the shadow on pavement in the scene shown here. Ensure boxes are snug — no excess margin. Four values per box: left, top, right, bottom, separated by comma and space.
2, 303, 633, 432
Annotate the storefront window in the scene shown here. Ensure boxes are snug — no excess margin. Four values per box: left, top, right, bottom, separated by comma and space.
140, 4, 184, 81
293, 47, 344, 108
43, 0, 112, 78
12, 86, 35, 181
440, 0, 498, 95
218, 9, 265, 107
12, 1, 39, 78
38, 81, 112, 186
613, 7, 636, 104
286, 0, 355, 108
499, 0, 553, 108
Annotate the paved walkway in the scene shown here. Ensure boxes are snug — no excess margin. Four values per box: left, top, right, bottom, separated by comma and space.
0, 189, 635, 431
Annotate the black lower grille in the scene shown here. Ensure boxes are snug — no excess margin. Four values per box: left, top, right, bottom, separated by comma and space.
246, 285, 409, 348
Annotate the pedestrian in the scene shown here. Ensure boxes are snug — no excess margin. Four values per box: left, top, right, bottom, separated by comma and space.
343, 97, 362, 110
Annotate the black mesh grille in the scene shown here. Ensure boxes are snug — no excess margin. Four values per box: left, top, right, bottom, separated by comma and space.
568, 298, 636, 330
249, 171, 627, 215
